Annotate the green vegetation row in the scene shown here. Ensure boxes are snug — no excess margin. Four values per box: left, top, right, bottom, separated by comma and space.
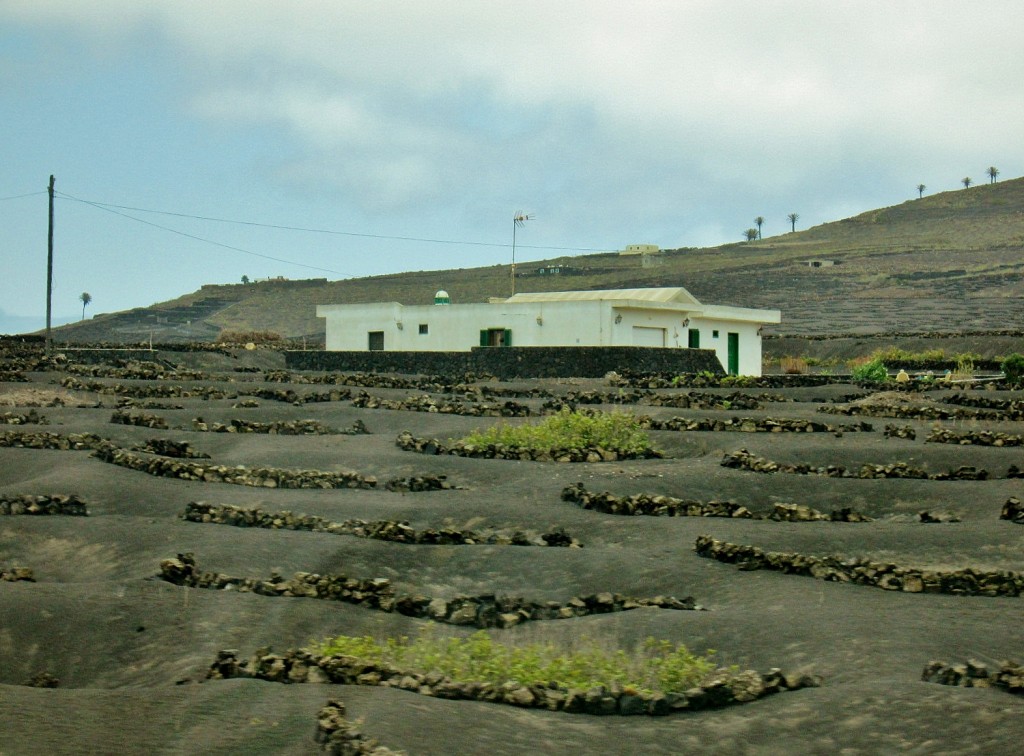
314, 629, 718, 696
460, 408, 657, 457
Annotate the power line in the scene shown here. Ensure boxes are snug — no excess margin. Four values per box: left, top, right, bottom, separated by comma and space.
59, 192, 354, 277
54, 193, 607, 253
0, 190, 47, 202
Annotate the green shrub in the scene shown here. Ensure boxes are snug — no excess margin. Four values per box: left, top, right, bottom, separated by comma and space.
850, 357, 888, 383
869, 346, 947, 365
313, 629, 718, 695
1002, 353, 1024, 383
460, 408, 655, 456
952, 354, 975, 379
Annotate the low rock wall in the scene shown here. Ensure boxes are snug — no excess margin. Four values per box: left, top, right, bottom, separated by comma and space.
396, 431, 663, 463
561, 483, 754, 519
721, 448, 989, 480
1, 565, 34, 582
207, 647, 818, 718
0, 494, 89, 516
818, 403, 1002, 422
315, 699, 401, 754
286, 347, 727, 380
61, 376, 233, 400
265, 370, 455, 392
610, 371, 834, 389
110, 410, 169, 429
159, 553, 699, 629
561, 484, 870, 522
133, 439, 210, 459
0, 410, 47, 425
0, 431, 104, 450
999, 497, 1024, 524
642, 416, 872, 434
67, 363, 213, 381
237, 387, 352, 404
927, 428, 1023, 447
921, 660, 1024, 694
190, 417, 344, 435
943, 394, 1024, 418
182, 502, 579, 547
59, 348, 161, 365
93, 442, 377, 489
353, 391, 531, 417
694, 535, 1024, 596
884, 424, 917, 440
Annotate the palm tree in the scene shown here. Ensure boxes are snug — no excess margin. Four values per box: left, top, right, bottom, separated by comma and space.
754, 216, 765, 239
917, 184, 926, 199
787, 213, 799, 232
987, 166, 999, 184
962, 177, 972, 189
79, 292, 92, 321
743, 228, 758, 242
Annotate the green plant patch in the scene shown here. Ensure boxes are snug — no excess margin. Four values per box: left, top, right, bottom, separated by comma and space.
313, 629, 718, 696
1001, 353, 1024, 383
460, 408, 657, 457
851, 357, 888, 383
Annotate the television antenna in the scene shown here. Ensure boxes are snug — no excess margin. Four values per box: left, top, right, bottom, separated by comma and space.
511, 211, 533, 296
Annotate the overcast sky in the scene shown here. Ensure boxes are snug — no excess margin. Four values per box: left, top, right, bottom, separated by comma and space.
2, 1, 1021, 332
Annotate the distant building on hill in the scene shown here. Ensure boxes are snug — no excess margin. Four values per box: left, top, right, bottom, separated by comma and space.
316, 286, 780, 376
619, 244, 660, 255
534, 264, 580, 276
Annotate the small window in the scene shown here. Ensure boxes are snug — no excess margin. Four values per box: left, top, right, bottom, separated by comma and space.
368, 331, 384, 351
713, 330, 720, 338
418, 323, 428, 335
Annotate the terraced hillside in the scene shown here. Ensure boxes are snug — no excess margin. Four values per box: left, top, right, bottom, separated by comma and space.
48, 177, 1024, 343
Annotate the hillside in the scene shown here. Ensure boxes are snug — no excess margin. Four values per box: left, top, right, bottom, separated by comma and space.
49, 178, 1024, 343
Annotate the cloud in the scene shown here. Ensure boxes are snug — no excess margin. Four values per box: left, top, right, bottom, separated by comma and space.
5, 1, 1023, 238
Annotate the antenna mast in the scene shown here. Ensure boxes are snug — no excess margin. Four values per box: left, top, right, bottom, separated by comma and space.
45, 175, 55, 356
511, 211, 532, 296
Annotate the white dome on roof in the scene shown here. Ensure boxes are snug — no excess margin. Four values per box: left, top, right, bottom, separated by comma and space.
434, 290, 450, 305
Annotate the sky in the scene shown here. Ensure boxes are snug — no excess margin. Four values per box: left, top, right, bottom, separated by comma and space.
2, 1, 1022, 333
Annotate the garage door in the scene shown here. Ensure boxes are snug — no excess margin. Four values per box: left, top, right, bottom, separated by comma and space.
632, 326, 666, 347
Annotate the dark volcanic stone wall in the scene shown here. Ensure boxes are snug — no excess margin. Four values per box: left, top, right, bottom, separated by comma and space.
285, 346, 726, 379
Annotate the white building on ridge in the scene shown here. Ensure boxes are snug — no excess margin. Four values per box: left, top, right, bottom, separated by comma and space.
317, 287, 780, 376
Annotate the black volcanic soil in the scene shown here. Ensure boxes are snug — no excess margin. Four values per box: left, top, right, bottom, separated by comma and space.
2, 353, 1024, 754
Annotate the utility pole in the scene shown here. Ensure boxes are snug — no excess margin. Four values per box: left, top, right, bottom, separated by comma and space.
511, 212, 532, 296
45, 175, 55, 356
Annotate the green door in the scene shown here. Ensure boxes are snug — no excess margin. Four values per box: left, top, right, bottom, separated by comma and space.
687, 329, 700, 349
480, 328, 512, 347
727, 332, 739, 375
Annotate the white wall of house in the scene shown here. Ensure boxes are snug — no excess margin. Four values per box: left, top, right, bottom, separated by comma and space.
317, 290, 780, 376
685, 317, 764, 377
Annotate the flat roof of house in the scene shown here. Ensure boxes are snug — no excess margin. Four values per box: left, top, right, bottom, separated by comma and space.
505, 287, 701, 306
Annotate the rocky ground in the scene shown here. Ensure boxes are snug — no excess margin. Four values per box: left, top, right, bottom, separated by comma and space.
2, 348, 1023, 754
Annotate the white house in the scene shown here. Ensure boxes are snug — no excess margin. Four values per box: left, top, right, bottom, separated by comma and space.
317, 287, 780, 376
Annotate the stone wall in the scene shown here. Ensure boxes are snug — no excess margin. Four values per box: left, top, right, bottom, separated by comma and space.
159, 553, 699, 629
721, 448, 989, 480
922, 660, 1024, 694
0, 494, 89, 516
207, 647, 819, 718
285, 346, 726, 379
694, 535, 1024, 596
60, 348, 160, 364
182, 502, 578, 547
562, 484, 870, 522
